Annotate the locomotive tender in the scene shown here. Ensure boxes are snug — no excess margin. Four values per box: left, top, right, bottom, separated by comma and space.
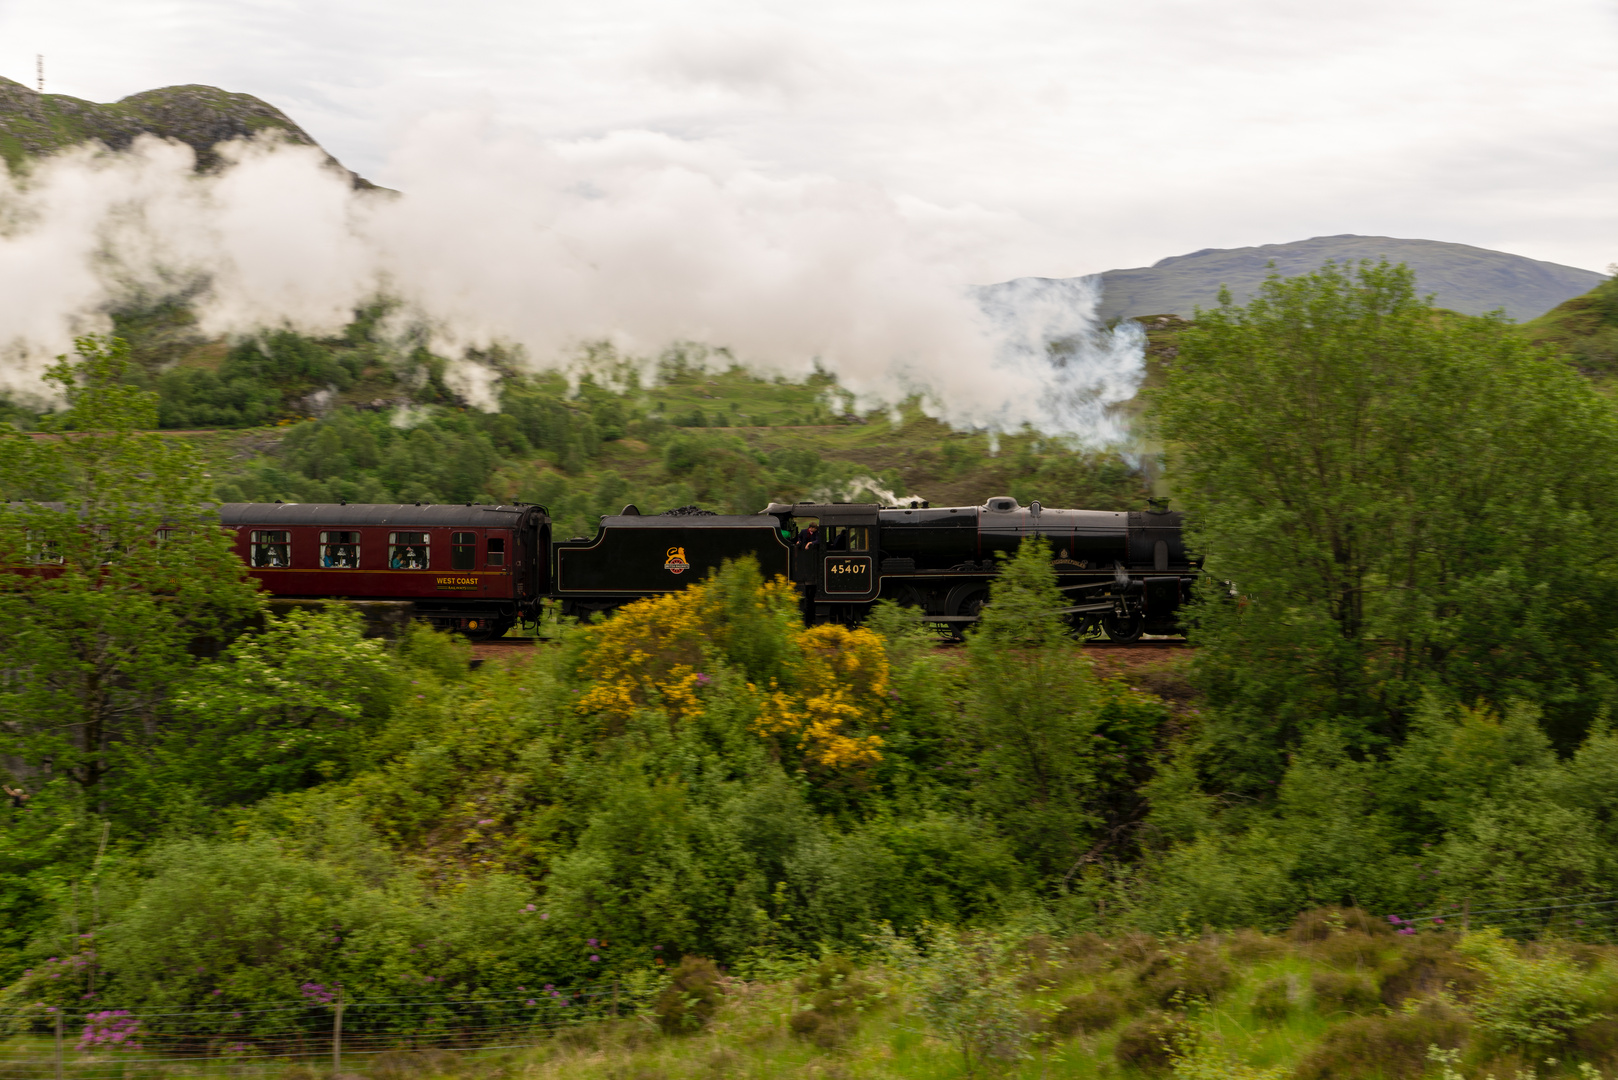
221, 496, 1196, 640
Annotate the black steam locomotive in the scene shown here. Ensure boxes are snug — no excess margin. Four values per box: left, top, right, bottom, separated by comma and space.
222, 496, 1196, 641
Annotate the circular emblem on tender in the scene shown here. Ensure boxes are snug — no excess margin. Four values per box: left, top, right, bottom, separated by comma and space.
664, 546, 690, 575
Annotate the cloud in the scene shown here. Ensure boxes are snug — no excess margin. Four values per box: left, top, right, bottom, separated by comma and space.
0, 121, 1144, 441
642, 24, 832, 99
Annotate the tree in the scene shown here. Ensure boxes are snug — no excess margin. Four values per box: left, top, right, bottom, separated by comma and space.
1152, 261, 1618, 792
0, 335, 262, 818
881, 924, 1033, 1076
966, 539, 1163, 879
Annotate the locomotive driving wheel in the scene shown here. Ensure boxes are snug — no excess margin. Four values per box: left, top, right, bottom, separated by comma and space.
945, 584, 991, 641
1102, 609, 1144, 643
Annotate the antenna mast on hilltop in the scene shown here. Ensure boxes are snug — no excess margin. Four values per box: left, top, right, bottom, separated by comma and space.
36, 55, 43, 93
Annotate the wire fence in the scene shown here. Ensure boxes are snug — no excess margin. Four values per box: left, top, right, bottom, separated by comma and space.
1381, 891, 1618, 942
0, 985, 635, 1080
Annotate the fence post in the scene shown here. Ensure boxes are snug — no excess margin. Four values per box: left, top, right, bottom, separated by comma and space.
1462, 898, 1470, 934
54, 1009, 63, 1080
332, 989, 344, 1078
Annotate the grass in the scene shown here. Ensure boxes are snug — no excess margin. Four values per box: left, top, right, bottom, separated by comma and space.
12, 917, 1618, 1080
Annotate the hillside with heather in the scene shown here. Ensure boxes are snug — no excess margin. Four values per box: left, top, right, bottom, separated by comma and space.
0, 75, 374, 185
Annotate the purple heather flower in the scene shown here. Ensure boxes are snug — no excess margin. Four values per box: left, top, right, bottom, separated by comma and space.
590, 955, 600, 962
653, 945, 662, 951
588, 938, 598, 947
540, 913, 549, 920
544, 984, 554, 991
478, 819, 495, 826
1387, 915, 1401, 924
526, 999, 537, 1006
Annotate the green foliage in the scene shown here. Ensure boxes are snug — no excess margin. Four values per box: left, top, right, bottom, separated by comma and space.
1522, 272, 1618, 376
1153, 260, 1618, 795
1049, 988, 1127, 1036
1461, 929, 1601, 1049
0, 335, 262, 809
883, 925, 1034, 1076
1136, 940, 1235, 1007
1169, 1024, 1289, 1080
1291, 997, 1470, 1080
787, 955, 878, 1047
150, 607, 402, 806
654, 955, 724, 1035
968, 538, 1169, 880
9, 817, 560, 1013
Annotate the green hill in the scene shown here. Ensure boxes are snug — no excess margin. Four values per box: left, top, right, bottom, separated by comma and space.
1039, 234, 1607, 323
1520, 271, 1618, 376
0, 75, 374, 186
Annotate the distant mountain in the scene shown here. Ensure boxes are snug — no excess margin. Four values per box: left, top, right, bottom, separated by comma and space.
0, 76, 374, 188
1010, 236, 1607, 324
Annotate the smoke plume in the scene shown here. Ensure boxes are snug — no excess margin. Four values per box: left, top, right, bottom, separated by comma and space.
0, 115, 1144, 441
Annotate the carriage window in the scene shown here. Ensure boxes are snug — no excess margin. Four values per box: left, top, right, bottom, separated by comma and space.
486, 537, 505, 567
320, 531, 361, 569
250, 530, 291, 568
26, 531, 62, 564
389, 532, 429, 569
451, 531, 476, 571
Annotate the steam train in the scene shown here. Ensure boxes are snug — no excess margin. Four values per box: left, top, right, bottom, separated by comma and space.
219, 496, 1198, 640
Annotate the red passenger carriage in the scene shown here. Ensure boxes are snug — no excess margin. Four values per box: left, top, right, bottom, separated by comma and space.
218, 503, 549, 637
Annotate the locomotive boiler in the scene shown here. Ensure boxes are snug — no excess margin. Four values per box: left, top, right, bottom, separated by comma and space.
222, 496, 1197, 640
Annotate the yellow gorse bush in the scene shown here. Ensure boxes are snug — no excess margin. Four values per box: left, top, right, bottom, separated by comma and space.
754, 623, 888, 769
575, 570, 886, 770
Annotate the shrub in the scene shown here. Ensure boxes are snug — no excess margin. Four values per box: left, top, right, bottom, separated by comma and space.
882, 927, 1030, 1074
1460, 928, 1599, 1049
1136, 941, 1234, 1007
654, 956, 725, 1035
1310, 971, 1381, 1014
1018, 934, 1106, 990
1251, 975, 1302, 1020
1110, 931, 1159, 969
1570, 1016, 1618, 1066
1049, 990, 1126, 1037
787, 955, 876, 1048
1310, 931, 1387, 971
1289, 907, 1392, 943
1114, 1011, 1186, 1073
1292, 998, 1468, 1080
1227, 929, 1289, 964
1378, 935, 1480, 1007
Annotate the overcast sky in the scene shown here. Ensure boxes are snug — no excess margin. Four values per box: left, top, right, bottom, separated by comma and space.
2, 0, 1614, 280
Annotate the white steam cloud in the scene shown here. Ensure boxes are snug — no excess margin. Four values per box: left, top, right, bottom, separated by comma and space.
0, 117, 1144, 442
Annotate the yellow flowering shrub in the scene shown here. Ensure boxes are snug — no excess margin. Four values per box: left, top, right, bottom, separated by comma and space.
754, 624, 888, 769
573, 563, 885, 769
